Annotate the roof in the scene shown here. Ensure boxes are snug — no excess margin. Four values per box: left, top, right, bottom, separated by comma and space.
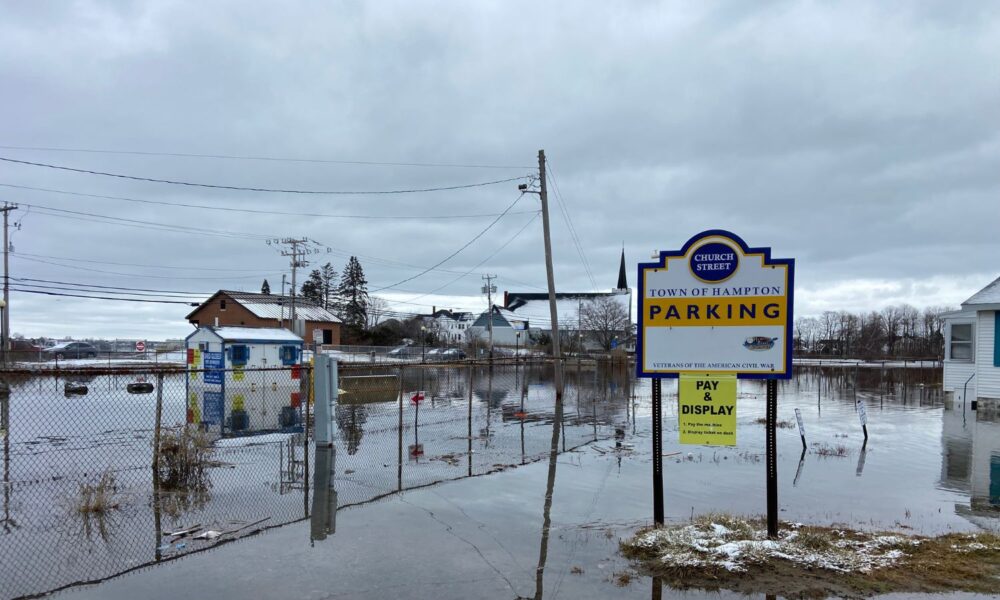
198, 326, 304, 343
962, 276, 1000, 308
471, 306, 529, 329
187, 290, 343, 323
506, 291, 631, 329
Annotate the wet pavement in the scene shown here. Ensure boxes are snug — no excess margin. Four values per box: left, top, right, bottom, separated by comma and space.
43, 365, 1000, 600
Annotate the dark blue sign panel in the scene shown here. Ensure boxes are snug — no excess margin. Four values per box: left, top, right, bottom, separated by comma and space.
203, 391, 223, 426
203, 352, 224, 385
689, 242, 739, 283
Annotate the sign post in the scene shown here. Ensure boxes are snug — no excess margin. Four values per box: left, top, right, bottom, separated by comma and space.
637, 230, 794, 537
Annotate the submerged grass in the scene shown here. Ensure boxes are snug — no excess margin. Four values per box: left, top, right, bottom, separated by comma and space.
621, 514, 1000, 598
76, 471, 120, 514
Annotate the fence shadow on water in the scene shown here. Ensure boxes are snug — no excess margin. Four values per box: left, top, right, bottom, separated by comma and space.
0, 359, 631, 599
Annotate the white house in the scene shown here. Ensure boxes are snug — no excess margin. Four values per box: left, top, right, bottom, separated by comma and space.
420, 309, 475, 344
943, 276, 1000, 405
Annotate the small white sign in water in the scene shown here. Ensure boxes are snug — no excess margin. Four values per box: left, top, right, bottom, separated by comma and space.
794, 408, 805, 437
856, 400, 868, 426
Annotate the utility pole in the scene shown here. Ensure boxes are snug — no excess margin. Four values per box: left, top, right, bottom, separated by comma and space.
279, 238, 309, 332
537, 151, 563, 398
482, 274, 497, 359
1, 203, 17, 361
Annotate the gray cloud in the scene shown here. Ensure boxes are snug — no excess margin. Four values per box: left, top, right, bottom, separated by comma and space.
0, 0, 996, 338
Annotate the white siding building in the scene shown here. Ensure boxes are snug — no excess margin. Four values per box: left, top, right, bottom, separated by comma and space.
943, 276, 1000, 405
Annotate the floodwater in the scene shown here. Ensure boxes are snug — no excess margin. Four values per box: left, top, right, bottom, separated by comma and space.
3, 363, 1000, 600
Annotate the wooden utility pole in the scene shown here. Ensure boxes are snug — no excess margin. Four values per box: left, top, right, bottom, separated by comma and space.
537, 150, 563, 398
0, 203, 16, 362
482, 274, 496, 358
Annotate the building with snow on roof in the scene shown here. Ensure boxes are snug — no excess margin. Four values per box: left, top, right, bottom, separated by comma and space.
186, 290, 342, 345
501, 250, 633, 351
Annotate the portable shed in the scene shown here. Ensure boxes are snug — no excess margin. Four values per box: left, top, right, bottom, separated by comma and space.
185, 326, 304, 436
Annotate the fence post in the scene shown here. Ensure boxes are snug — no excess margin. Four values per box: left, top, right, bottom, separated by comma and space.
152, 373, 163, 469
313, 355, 336, 447
397, 366, 404, 491
302, 363, 311, 519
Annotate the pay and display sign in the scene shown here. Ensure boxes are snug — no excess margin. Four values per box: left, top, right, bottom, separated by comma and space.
637, 230, 795, 379
678, 373, 737, 446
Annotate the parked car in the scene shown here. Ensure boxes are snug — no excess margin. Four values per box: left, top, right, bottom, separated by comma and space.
387, 345, 421, 358
43, 342, 99, 360
440, 348, 467, 361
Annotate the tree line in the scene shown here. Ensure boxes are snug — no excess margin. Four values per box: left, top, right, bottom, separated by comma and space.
262, 256, 375, 342
794, 305, 952, 359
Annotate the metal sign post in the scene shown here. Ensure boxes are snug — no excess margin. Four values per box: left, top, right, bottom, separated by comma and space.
765, 378, 778, 538
651, 379, 663, 525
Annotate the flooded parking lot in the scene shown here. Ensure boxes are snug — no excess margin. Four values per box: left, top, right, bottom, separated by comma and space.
2, 361, 998, 599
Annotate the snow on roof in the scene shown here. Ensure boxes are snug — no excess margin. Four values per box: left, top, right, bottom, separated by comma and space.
962, 275, 1000, 307
211, 327, 303, 343
188, 291, 342, 323
507, 293, 631, 329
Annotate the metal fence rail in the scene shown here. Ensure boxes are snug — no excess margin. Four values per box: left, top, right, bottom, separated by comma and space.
0, 359, 633, 600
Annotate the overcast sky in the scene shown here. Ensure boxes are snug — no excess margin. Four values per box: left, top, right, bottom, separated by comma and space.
0, 1, 997, 340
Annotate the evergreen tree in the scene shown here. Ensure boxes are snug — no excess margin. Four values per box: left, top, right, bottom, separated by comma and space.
261, 279, 271, 295
337, 256, 369, 333
300, 269, 324, 306
318, 262, 338, 311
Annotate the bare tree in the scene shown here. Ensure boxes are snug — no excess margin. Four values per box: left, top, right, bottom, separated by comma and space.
366, 296, 389, 331
579, 297, 631, 351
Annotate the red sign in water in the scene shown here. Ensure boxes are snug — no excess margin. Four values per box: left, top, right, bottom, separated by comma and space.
135, 340, 146, 352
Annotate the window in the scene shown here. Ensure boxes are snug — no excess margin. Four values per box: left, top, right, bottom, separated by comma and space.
220, 299, 227, 311
950, 323, 973, 361
229, 344, 249, 366
279, 345, 299, 365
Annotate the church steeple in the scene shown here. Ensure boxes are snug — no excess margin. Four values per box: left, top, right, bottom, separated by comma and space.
616, 247, 628, 291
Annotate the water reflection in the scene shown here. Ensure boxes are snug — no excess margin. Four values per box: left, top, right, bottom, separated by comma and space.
941, 401, 1000, 520
310, 447, 337, 543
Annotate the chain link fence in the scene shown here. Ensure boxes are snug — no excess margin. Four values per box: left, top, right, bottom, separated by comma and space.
0, 359, 634, 599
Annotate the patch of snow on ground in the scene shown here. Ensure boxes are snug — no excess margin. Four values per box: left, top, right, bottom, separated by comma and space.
629, 519, 917, 574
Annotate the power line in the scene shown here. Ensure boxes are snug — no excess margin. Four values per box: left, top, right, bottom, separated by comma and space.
0, 183, 540, 221
13, 255, 283, 280
371, 193, 526, 293
13, 282, 202, 300
0, 144, 532, 169
10, 287, 198, 305
13, 252, 274, 272
546, 161, 598, 291
23, 202, 276, 240
0, 156, 529, 195
14, 277, 211, 295
398, 212, 541, 303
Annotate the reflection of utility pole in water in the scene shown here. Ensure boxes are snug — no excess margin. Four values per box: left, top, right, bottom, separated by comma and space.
467, 366, 474, 477
520, 383, 526, 465
529, 360, 564, 600
310, 446, 337, 544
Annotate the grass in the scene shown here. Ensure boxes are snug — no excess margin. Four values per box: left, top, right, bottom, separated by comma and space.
814, 443, 851, 457
621, 514, 1000, 598
156, 426, 214, 490
76, 471, 120, 514
753, 417, 796, 429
